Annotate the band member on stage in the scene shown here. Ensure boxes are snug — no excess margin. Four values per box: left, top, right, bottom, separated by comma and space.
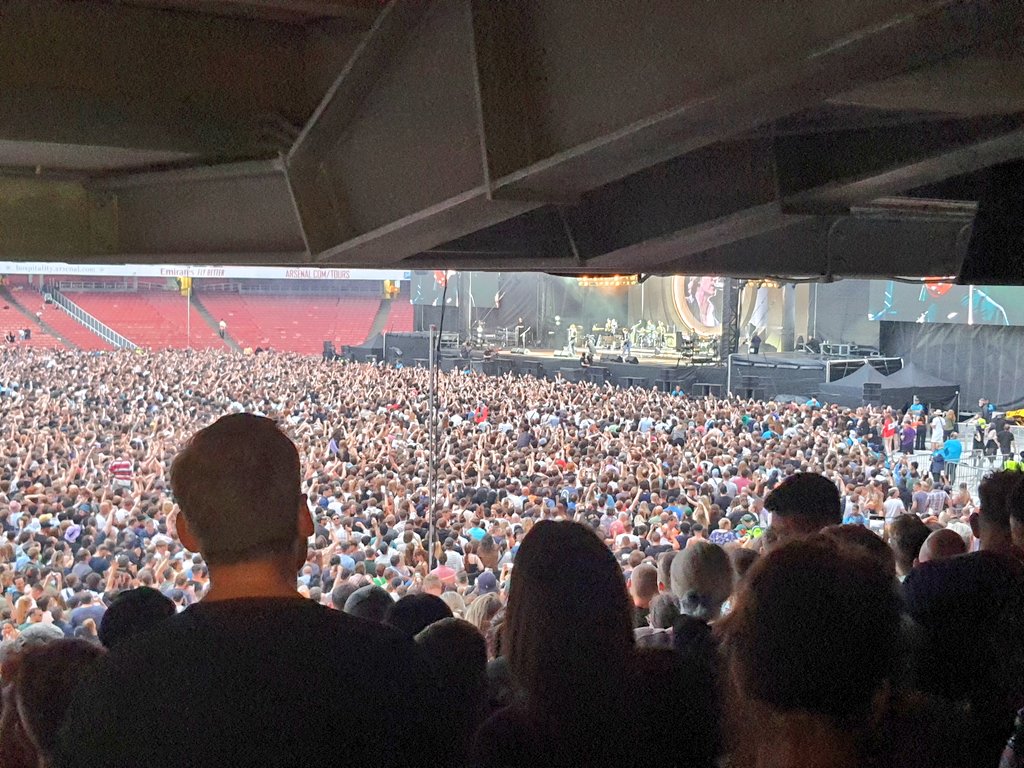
750, 331, 762, 354
686, 276, 721, 327
622, 337, 632, 359
567, 323, 579, 349
609, 318, 619, 335
655, 321, 667, 347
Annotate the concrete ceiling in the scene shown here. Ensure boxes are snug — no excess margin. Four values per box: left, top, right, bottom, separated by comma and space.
1, 0, 1023, 280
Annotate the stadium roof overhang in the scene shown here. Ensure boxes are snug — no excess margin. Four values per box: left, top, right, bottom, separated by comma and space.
1, 0, 1023, 281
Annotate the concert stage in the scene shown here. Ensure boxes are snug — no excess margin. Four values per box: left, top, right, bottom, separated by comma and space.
485, 349, 726, 393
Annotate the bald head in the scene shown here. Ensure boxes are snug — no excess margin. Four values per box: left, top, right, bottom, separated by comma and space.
918, 528, 967, 564
630, 563, 659, 607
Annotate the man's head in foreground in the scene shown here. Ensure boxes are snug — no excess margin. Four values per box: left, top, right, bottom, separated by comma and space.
763, 473, 841, 544
170, 414, 312, 599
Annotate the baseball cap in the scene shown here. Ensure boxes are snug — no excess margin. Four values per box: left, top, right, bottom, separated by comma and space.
476, 571, 498, 594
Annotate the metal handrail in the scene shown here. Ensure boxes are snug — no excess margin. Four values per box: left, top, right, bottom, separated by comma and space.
49, 290, 138, 349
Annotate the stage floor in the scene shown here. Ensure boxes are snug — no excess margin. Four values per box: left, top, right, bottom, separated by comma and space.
495, 347, 720, 369
486, 348, 727, 391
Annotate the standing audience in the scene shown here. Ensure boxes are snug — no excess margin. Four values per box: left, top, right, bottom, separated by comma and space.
0, 347, 1016, 766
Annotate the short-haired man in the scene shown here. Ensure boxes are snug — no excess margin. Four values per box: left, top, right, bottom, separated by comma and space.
56, 414, 439, 767
882, 487, 906, 537
628, 563, 659, 628
762, 473, 842, 543
887, 514, 930, 581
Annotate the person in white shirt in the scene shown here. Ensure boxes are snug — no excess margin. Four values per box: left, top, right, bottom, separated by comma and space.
883, 487, 906, 531
442, 542, 464, 574
929, 413, 945, 448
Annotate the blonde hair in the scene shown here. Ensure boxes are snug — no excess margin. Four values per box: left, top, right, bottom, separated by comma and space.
13, 595, 33, 625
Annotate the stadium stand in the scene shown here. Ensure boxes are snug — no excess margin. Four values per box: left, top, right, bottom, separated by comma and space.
69, 292, 225, 350
382, 289, 414, 334
1, 283, 111, 350
197, 293, 381, 354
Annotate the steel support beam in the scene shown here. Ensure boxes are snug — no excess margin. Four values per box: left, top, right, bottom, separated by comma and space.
120, 0, 381, 25
286, 0, 538, 263
481, 0, 1022, 202
286, 0, 1021, 267
658, 214, 973, 280
581, 115, 1024, 274
0, 178, 116, 258
93, 160, 305, 257
781, 118, 1024, 213
0, 1, 317, 160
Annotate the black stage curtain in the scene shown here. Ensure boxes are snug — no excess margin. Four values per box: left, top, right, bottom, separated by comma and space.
880, 321, 1024, 408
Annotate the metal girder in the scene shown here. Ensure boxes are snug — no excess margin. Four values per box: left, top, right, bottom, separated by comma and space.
662, 214, 972, 280
286, 0, 537, 262
0, 178, 116, 258
90, 160, 306, 257
577, 115, 1024, 274
780, 117, 1024, 213
68, 251, 307, 266
117, 0, 381, 25
480, 0, 1022, 202
286, 0, 1021, 267
0, 1, 313, 161
572, 139, 798, 269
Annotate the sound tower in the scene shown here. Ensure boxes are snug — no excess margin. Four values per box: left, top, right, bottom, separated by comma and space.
719, 278, 742, 360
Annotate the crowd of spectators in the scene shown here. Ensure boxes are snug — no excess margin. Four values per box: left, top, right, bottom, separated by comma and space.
0, 346, 1021, 767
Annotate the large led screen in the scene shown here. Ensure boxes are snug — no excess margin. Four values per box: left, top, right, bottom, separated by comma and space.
868, 280, 1021, 326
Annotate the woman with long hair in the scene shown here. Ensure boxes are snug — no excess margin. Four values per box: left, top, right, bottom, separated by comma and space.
12, 596, 32, 629
471, 520, 717, 767
463, 592, 501, 639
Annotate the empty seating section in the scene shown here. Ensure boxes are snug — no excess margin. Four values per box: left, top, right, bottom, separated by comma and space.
0, 299, 63, 350
70, 293, 224, 349
2, 286, 110, 350
383, 297, 414, 333
198, 293, 381, 355
0, 287, 390, 354
42, 306, 113, 350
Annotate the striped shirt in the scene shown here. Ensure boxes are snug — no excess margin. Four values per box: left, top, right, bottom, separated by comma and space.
109, 459, 133, 482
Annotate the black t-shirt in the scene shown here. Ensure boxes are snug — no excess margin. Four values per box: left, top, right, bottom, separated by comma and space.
644, 543, 672, 559
998, 430, 1015, 453
726, 510, 747, 528
55, 597, 440, 768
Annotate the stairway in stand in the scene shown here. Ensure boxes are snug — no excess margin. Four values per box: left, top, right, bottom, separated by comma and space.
191, 293, 241, 352
1, 285, 81, 349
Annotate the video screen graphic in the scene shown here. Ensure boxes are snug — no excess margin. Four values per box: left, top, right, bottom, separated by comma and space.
868, 280, 1024, 326
410, 271, 501, 308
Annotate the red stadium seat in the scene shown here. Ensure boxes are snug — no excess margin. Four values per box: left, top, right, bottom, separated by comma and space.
196, 293, 382, 355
